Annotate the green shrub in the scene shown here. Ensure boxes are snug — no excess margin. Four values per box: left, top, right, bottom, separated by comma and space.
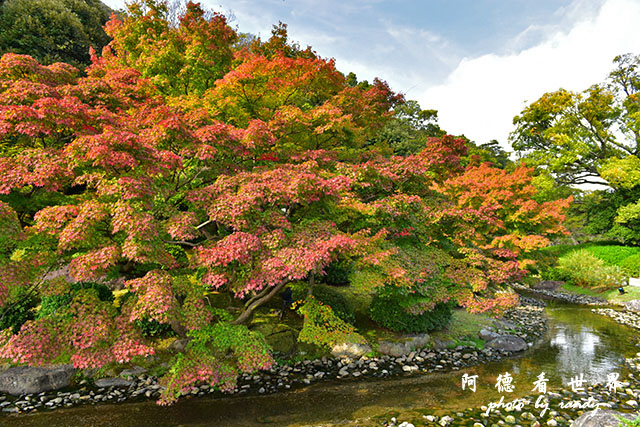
313, 285, 355, 324
369, 285, 452, 333
323, 260, 352, 286
619, 414, 640, 426
0, 288, 37, 333
620, 253, 640, 277
293, 285, 356, 324
70, 281, 113, 302
540, 266, 570, 282
557, 250, 626, 288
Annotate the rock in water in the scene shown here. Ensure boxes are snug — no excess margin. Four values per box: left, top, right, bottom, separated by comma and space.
572, 409, 635, 426
0, 365, 76, 395
486, 335, 527, 352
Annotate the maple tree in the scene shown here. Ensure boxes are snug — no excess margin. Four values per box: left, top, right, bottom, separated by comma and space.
0, 0, 570, 405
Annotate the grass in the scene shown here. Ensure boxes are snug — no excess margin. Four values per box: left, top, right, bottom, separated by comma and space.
561, 281, 640, 304
603, 285, 640, 304
430, 309, 494, 349
560, 282, 601, 297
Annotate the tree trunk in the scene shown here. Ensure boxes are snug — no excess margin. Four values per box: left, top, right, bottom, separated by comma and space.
232, 280, 290, 325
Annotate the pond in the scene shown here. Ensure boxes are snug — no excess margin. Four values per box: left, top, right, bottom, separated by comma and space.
5, 301, 639, 426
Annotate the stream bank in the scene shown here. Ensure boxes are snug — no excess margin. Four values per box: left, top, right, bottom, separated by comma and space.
0, 297, 547, 417
3, 300, 638, 427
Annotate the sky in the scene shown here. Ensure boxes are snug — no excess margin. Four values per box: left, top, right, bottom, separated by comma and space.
102, 0, 640, 151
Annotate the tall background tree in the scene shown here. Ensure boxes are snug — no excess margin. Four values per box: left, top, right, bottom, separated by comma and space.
0, 0, 112, 69
510, 53, 640, 242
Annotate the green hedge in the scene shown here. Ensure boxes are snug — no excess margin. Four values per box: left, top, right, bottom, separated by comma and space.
369, 285, 452, 333
292, 285, 356, 324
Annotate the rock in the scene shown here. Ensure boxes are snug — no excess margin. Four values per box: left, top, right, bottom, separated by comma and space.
572, 409, 635, 426
534, 280, 564, 290
120, 366, 147, 377
505, 414, 516, 424
479, 328, 499, 341
168, 338, 191, 353
331, 341, 372, 359
486, 335, 528, 352
433, 339, 455, 349
623, 300, 640, 312
398, 423, 415, 427
493, 319, 518, 330
0, 365, 76, 395
439, 415, 454, 426
94, 378, 133, 388
378, 334, 430, 357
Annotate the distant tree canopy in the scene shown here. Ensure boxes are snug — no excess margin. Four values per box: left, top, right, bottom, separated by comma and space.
0, 0, 112, 69
510, 53, 640, 187
511, 53, 640, 243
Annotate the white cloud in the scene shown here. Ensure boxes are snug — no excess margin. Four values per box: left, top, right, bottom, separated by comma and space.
419, 0, 640, 148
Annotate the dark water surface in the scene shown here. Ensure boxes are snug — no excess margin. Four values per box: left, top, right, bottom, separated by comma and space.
4, 302, 639, 426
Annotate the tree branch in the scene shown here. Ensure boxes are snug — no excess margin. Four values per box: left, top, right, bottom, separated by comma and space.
163, 239, 197, 247
232, 280, 290, 325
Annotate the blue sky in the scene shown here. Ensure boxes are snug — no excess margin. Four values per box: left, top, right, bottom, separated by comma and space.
103, 0, 640, 149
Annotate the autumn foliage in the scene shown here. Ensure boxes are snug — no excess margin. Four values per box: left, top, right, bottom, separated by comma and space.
0, 0, 570, 405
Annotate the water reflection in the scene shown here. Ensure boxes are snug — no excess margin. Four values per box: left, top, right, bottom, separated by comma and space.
4, 304, 638, 427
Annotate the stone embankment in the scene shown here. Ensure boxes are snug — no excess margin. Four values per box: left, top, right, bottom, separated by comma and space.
593, 307, 640, 330
511, 282, 607, 305
0, 298, 547, 414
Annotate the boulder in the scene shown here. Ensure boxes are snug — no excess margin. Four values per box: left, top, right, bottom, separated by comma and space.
492, 319, 518, 330
168, 338, 191, 353
572, 409, 635, 426
478, 328, 499, 341
331, 341, 372, 359
0, 365, 76, 395
623, 300, 640, 312
485, 335, 527, 352
533, 280, 564, 290
120, 366, 147, 378
94, 378, 133, 388
433, 339, 456, 350
378, 334, 430, 357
